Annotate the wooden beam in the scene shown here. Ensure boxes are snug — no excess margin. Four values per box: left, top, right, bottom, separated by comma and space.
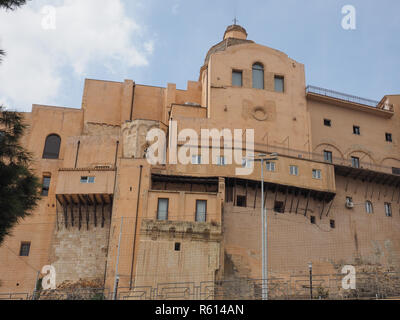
78, 203, 82, 230
101, 203, 105, 228
86, 203, 90, 230
283, 187, 289, 213
70, 201, 75, 227
295, 195, 301, 215
304, 191, 311, 217
320, 194, 327, 219
289, 190, 295, 213
326, 199, 334, 217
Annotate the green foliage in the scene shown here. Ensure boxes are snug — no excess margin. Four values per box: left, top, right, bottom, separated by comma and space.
0, 0, 30, 63
0, 106, 41, 245
0, 0, 28, 10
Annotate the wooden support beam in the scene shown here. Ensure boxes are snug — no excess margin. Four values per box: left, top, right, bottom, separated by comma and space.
78, 204, 82, 230
101, 203, 105, 228
283, 187, 289, 213
233, 178, 237, 206
326, 199, 334, 217
304, 191, 311, 217
320, 194, 327, 219
295, 195, 301, 215
86, 203, 90, 230
289, 190, 295, 213
70, 202, 75, 227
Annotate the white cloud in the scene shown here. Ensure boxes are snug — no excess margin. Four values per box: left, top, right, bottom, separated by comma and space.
0, 0, 153, 111
172, 1, 180, 15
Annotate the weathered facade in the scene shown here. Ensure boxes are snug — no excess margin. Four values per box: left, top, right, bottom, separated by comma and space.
1, 25, 399, 298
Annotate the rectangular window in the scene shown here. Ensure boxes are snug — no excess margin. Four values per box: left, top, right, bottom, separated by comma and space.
19, 242, 31, 257
392, 167, 400, 175
385, 203, 392, 217
236, 195, 247, 208
386, 133, 393, 142
266, 162, 276, 172
174, 242, 181, 251
324, 119, 332, 127
351, 157, 360, 168
242, 158, 252, 169
232, 70, 243, 87
330, 220, 336, 229
353, 126, 361, 135
217, 156, 226, 166
191, 155, 202, 165
274, 76, 284, 92
290, 165, 299, 176
324, 151, 333, 163
274, 201, 285, 214
312, 169, 322, 180
41, 176, 51, 197
310, 216, 316, 224
196, 200, 207, 222
365, 201, 373, 214
157, 198, 169, 221
80, 176, 95, 184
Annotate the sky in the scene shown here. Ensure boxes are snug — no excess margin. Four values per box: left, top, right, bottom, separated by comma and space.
0, 0, 399, 112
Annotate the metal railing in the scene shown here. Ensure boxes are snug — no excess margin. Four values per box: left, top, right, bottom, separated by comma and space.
2, 271, 400, 300
306, 85, 381, 108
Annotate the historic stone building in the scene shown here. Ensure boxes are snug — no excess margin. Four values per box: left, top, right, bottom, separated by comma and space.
0, 24, 399, 298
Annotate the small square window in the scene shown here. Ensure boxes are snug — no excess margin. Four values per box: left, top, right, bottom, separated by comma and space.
19, 242, 31, 257
232, 70, 243, 87
324, 119, 332, 127
392, 167, 400, 175
351, 157, 360, 168
157, 198, 169, 221
217, 156, 227, 166
266, 162, 276, 172
41, 176, 51, 197
365, 201, 373, 214
290, 165, 299, 176
310, 216, 316, 224
386, 133, 393, 142
385, 203, 392, 217
236, 195, 247, 208
330, 220, 336, 229
192, 155, 202, 165
353, 126, 361, 135
324, 151, 333, 163
312, 169, 322, 179
242, 158, 252, 169
88, 177, 95, 184
274, 201, 285, 213
274, 76, 284, 92
174, 243, 181, 251
196, 200, 207, 222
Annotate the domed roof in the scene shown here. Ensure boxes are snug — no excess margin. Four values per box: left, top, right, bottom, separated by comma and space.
203, 25, 254, 67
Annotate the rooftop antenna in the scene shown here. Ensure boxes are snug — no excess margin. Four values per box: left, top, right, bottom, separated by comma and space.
233, 0, 238, 25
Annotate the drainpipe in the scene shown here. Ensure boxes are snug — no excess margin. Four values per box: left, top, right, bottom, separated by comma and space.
129, 82, 136, 121
74, 141, 80, 169
129, 165, 143, 289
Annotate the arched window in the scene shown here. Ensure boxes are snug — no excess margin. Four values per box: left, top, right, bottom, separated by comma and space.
252, 63, 264, 89
43, 134, 61, 159
365, 201, 373, 214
